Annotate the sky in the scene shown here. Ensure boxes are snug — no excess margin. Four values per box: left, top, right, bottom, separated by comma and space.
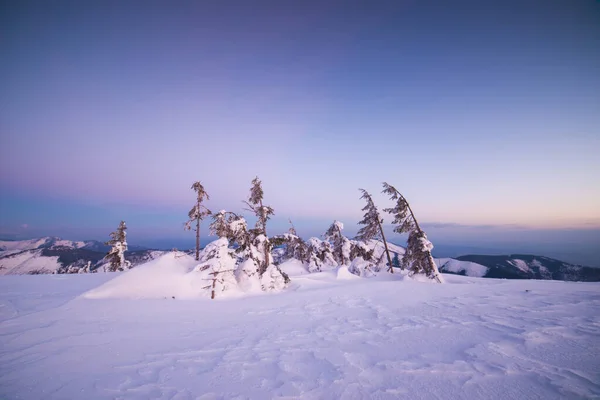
1, 0, 599, 265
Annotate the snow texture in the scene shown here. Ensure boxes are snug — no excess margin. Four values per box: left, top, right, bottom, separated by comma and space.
510, 259, 532, 273
1, 271, 598, 399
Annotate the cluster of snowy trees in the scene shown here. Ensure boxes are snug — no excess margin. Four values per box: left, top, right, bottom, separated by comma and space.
97, 178, 443, 296
186, 179, 442, 299
55, 260, 92, 274
191, 177, 289, 298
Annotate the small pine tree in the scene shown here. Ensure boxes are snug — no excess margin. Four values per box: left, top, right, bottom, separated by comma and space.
104, 221, 131, 272
244, 177, 274, 238
305, 237, 336, 272
270, 219, 309, 264
271, 232, 309, 264
324, 221, 352, 266
81, 261, 92, 274
209, 210, 240, 243
185, 181, 211, 261
195, 238, 237, 299
356, 188, 394, 273
242, 177, 279, 276
382, 182, 443, 283
392, 252, 401, 269
287, 219, 297, 236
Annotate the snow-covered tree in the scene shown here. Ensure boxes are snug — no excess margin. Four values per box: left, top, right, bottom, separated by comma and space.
271, 220, 309, 264
382, 182, 443, 283
242, 177, 289, 286
287, 219, 298, 236
324, 221, 352, 266
209, 211, 262, 291
185, 181, 211, 261
348, 256, 378, 277
243, 177, 274, 272
356, 188, 394, 273
272, 232, 309, 264
195, 238, 237, 299
104, 221, 131, 272
209, 210, 246, 245
306, 237, 336, 272
80, 261, 92, 274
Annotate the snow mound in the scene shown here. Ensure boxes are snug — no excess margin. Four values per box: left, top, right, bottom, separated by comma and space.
279, 258, 309, 276
83, 252, 204, 300
336, 266, 361, 280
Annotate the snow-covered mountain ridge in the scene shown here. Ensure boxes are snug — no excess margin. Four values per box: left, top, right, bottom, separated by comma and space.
439, 254, 600, 282
0, 237, 164, 275
1, 237, 597, 281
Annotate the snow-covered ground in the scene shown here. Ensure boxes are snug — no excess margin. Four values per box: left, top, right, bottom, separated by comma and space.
1, 268, 599, 399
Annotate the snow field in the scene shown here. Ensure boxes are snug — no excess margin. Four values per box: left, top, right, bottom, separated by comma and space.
0, 266, 599, 399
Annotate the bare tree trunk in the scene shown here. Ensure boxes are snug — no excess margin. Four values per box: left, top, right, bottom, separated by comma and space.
376, 219, 394, 273
426, 252, 444, 283
211, 272, 216, 299
259, 199, 269, 275
195, 201, 200, 261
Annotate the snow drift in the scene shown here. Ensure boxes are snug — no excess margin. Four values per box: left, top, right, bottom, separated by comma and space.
83, 253, 203, 300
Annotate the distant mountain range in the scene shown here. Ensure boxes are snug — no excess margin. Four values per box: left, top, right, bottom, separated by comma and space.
438, 254, 600, 282
0, 237, 598, 282
0, 237, 165, 275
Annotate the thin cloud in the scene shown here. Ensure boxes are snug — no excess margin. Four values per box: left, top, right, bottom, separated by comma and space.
420, 222, 528, 230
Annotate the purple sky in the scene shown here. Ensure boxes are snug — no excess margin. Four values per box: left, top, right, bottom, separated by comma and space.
1, 1, 599, 265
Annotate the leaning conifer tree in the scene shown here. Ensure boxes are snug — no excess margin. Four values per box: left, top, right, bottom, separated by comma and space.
382, 182, 443, 283
104, 220, 131, 272
356, 189, 394, 273
185, 181, 211, 261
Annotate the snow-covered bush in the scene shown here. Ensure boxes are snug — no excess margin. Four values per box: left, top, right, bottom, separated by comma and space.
348, 257, 378, 278
194, 238, 237, 299
306, 237, 336, 272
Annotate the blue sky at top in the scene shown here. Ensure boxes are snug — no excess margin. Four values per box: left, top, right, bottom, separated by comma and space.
1, 0, 599, 264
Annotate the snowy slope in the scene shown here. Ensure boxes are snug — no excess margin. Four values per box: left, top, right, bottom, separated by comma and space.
368, 239, 405, 262
0, 249, 61, 275
85, 253, 206, 299
0, 237, 53, 256
0, 269, 598, 399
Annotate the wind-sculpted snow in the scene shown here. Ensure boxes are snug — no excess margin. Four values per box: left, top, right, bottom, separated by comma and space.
1, 271, 599, 399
